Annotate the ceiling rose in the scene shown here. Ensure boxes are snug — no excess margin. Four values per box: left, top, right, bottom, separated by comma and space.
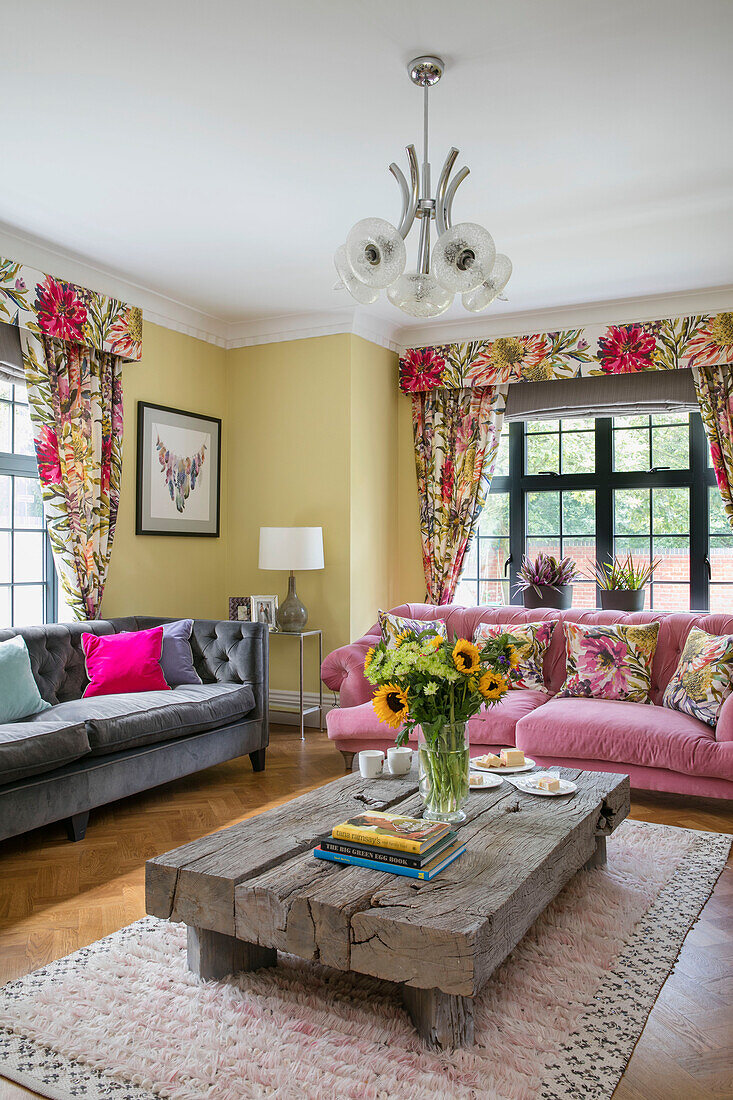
334, 56, 512, 319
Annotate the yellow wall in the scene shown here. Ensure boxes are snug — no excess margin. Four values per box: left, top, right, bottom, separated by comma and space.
102, 321, 229, 619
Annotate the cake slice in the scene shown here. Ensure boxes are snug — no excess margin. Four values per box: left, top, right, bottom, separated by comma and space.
500, 748, 525, 767
536, 774, 561, 792
475, 753, 501, 768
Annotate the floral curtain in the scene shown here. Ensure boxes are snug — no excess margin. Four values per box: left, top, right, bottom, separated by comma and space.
412, 384, 507, 605
694, 363, 733, 531
21, 332, 124, 619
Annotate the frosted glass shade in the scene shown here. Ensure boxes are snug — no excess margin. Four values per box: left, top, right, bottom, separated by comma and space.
345, 217, 407, 289
259, 527, 324, 571
334, 245, 379, 305
432, 222, 496, 293
387, 272, 453, 317
462, 253, 513, 312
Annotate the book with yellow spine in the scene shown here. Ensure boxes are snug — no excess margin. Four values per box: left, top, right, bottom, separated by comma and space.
331, 811, 451, 854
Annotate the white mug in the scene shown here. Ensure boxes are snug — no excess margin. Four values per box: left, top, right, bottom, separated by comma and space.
388, 746, 412, 775
358, 750, 384, 779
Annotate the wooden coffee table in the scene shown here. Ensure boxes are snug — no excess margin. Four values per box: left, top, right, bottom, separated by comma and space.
146, 764, 629, 1049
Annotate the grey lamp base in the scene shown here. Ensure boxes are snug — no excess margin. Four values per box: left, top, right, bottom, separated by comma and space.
277, 572, 308, 632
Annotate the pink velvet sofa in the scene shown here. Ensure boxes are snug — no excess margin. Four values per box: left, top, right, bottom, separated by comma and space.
321, 603, 733, 801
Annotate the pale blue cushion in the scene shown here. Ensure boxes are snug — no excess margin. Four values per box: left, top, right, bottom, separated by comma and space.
0, 635, 52, 722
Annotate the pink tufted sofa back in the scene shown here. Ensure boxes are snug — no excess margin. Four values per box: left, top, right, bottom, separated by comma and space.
321, 603, 733, 712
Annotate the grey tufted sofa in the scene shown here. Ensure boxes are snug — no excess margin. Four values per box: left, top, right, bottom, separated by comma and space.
0, 616, 268, 843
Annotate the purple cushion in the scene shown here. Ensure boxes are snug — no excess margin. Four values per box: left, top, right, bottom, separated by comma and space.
160, 619, 202, 687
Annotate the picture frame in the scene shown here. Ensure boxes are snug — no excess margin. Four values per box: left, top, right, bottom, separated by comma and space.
251, 594, 278, 630
228, 596, 252, 622
136, 401, 221, 537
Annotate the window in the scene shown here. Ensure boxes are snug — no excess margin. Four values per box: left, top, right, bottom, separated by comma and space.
459, 411, 726, 611
0, 380, 59, 627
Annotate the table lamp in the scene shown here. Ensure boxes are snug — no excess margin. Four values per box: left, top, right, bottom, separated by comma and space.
258, 527, 324, 632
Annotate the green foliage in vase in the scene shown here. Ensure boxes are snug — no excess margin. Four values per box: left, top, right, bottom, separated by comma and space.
592, 553, 660, 591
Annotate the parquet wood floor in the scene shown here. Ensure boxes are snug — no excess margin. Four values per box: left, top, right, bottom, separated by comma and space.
0, 728, 730, 1100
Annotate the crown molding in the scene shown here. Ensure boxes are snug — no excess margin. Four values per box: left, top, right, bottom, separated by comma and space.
224, 307, 401, 353
395, 284, 733, 351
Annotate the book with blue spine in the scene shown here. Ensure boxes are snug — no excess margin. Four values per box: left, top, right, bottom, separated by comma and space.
313, 839, 466, 880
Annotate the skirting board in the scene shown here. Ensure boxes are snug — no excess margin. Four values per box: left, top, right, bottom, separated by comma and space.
268, 689, 336, 728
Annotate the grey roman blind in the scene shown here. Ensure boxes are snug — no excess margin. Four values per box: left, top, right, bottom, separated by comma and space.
504, 367, 698, 422
0, 322, 24, 387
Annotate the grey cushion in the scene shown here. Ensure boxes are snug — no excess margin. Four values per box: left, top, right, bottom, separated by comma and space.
0, 717, 91, 783
30, 683, 256, 754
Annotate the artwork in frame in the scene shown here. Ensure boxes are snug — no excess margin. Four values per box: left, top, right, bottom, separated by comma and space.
251, 595, 278, 630
229, 596, 252, 622
136, 401, 221, 536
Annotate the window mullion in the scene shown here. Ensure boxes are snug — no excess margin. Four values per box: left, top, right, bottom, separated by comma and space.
509, 422, 524, 604
595, 418, 613, 607
690, 412, 709, 611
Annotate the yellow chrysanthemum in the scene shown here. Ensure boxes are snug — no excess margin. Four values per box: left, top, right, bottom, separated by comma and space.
508, 645, 521, 669
364, 646, 375, 672
710, 311, 733, 350
425, 635, 441, 651
372, 683, 409, 729
452, 639, 481, 675
478, 671, 508, 701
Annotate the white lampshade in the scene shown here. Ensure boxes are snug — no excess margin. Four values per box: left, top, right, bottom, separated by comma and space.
259, 527, 324, 571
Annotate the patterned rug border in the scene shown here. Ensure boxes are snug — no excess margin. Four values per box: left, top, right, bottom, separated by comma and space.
0, 821, 730, 1100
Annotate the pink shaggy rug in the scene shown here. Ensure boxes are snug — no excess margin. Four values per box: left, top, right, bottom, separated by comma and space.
0, 820, 729, 1100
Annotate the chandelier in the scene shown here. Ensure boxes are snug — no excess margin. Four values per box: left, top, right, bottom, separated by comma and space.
334, 55, 512, 319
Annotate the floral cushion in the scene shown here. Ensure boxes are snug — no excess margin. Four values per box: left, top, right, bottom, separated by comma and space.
473, 621, 555, 691
662, 627, 733, 727
558, 621, 659, 703
378, 610, 448, 650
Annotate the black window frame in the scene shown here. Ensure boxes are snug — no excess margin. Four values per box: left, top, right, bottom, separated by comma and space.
468, 412, 719, 611
0, 385, 58, 627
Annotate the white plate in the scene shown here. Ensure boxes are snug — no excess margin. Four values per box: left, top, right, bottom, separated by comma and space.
509, 776, 577, 797
471, 757, 536, 775
468, 772, 503, 789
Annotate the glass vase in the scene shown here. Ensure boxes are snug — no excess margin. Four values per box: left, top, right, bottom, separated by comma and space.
417, 722, 470, 824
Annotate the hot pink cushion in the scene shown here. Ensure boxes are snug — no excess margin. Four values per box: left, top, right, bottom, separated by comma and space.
82, 628, 170, 698
515, 696, 733, 782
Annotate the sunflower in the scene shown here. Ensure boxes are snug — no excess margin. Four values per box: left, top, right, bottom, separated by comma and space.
364, 646, 375, 672
452, 639, 481, 675
478, 671, 508, 701
393, 630, 412, 648
373, 684, 409, 729
425, 635, 442, 651
508, 645, 520, 669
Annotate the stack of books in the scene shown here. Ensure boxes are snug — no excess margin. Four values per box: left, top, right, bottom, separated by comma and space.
313, 810, 465, 880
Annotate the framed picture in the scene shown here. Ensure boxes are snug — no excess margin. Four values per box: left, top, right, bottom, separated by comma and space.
251, 594, 278, 630
136, 402, 221, 536
229, 596, 252, 622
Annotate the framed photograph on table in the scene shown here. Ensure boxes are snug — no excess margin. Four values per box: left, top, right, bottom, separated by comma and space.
229, 596, 252, 622
136, 402, 221, 536
251, 595, 278, 630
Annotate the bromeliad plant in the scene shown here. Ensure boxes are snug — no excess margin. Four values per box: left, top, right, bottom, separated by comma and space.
515, 552, 581, 597
593, 553, 660, 591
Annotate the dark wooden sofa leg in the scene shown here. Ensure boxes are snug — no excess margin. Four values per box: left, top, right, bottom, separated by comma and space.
249, 748, 267, 772
340, 750, 355, 772
66, 811, 89, 842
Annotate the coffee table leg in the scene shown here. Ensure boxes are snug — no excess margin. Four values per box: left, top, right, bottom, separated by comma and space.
585, 834, 607, 870
402, 985, 474, 1050
187, 925, 277, 980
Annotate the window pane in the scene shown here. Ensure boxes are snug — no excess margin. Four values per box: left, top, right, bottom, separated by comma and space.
13, 477, 43, 528
526, 432, 558, 474
570, 580, 598, 609
652, 424, 688, 469
561, 431, 594, 474
479, 579, 509, 605
479, 538, 509, 579
561, 418, 595, 432
0, 476, 10, 525
709, 536, 733, 581
526, 420, 550, 433
563, 490, 595, 536
527, 491, 559, 535
13, 403, 34, 456
614, 428, 650, 472
0, 401, 11, 452
652, 584, 690, 612
710, 585, 733, 612
479, 493, 509, 537
0, 585, 10, 627
462, 537, 478, 580
562, 540, 595, 584
0, 531, 9, 583
493, 432, 509, 477
651, 413, 688, 427
526, 537, 561, 559
709, 486, 731, 535
14, 531, 44, 583
654, 536, 690, 581
454, 578, 478, 606
615, 489, 650, 536
653, 487, 688, 534
13, 584, 44, 626
614, 415, 649, 429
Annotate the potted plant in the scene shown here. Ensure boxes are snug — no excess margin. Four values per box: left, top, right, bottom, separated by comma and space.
593, 554, 659, 612
363, 629, 516, 823
515, 553, 581, 610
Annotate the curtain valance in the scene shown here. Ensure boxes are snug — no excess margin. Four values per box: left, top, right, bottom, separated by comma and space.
399, 311, 733, 393
0, 256, 142, 362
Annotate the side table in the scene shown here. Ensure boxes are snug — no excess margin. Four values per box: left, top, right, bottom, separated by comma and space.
269, 628, 324, 741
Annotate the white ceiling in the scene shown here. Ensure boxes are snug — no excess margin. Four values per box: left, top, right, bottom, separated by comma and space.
2, 0, 732, 342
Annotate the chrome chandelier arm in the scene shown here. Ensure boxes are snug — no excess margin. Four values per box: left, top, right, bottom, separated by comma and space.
435, 147, 459, 235
443, 165, 470, 230
390, 144, 420, 239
